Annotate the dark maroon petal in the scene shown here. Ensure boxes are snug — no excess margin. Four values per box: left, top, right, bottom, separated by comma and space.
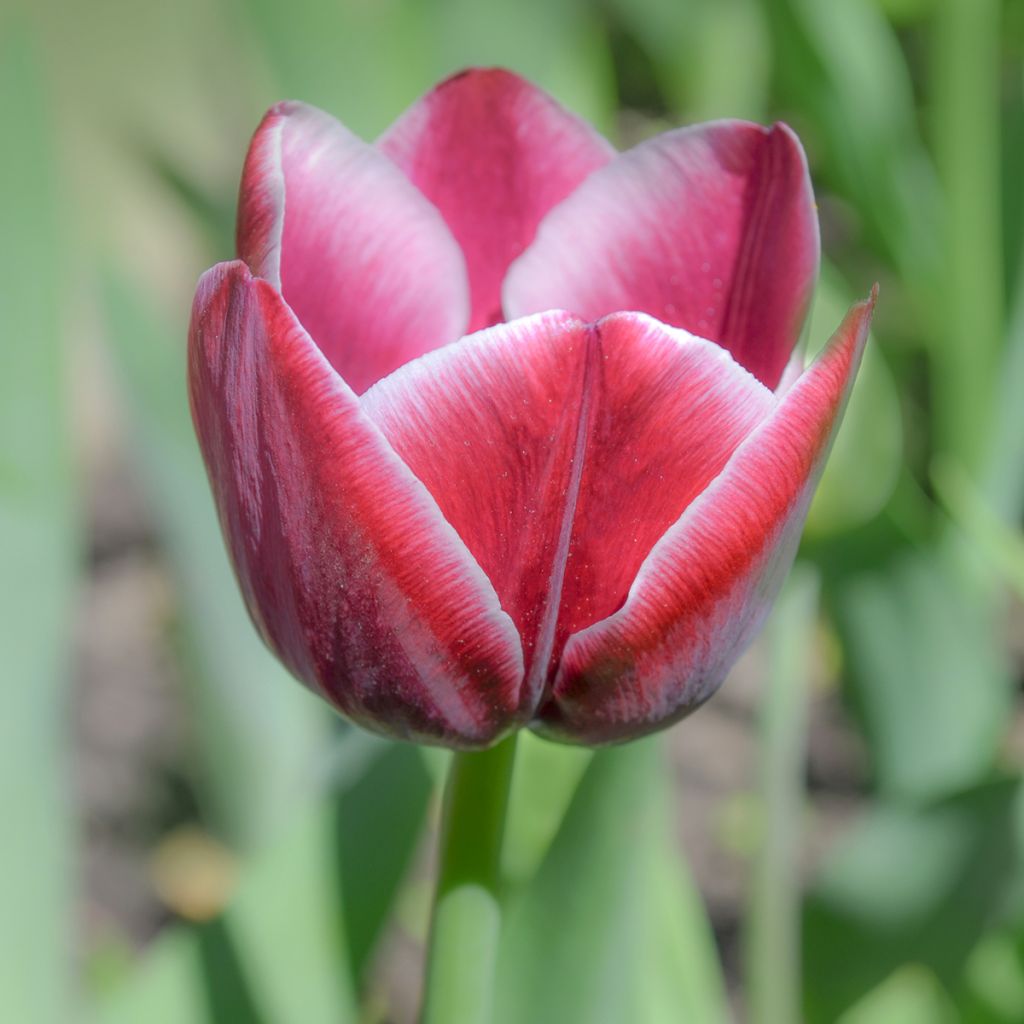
188, 261, 523, 747
236, 101, 469, 394
540, 293, 875, 744
378, 68, 614, 333
361, 311, 774, 715
505, 120, 819, 389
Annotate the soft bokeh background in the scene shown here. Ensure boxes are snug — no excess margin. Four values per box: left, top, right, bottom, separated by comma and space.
4, 0, 1024, 1021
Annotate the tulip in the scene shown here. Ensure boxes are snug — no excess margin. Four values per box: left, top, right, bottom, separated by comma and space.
188, 68, 874, 750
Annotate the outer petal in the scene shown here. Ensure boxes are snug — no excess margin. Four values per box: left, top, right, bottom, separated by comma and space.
363, 311, 593, 716
542, 291, 875, 744
378, 68, 615, 332
554, 313, 776, 656
505, 120, 819, 389
361, 311, 774, 716
236, 101, 469, 394
187, 261, 523, 747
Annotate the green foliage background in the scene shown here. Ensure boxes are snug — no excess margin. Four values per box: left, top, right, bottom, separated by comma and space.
3, 0, 1024, 1020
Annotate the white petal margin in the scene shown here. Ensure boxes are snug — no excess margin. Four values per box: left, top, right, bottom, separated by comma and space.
542, 291, 875, 744
188, 260, 523, 747
236, 101, 470, 393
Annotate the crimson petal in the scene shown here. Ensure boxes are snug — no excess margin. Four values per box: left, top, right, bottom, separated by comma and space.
187, 261, 523, 747
378, 68, 615, 333
541, 293, 875, 744
236, 101, 469, 394
362, 311, 774, 715
505, 120, 819, 389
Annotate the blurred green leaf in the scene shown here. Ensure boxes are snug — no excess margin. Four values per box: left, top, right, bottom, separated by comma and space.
685, 0, 770, 121
96, 737, 431, 1024
605, 0, 770, 123
197, 918, 267, 1024
240, 0, 615, 138
764, 0, 940, 284
600, 0, 696, 118
97, 797, 355, 1024
424, 0, 616, 132
226, 800, 356, 1023
238, 0, 431, 136
831, 549, 1011, 801
956, 931, 1024, 1024
0, 21, 77, 1024
930, 0, 1004, 469
837, 965, 958, 1024
999, 64, 1024, 309
142, 143, 236, 257
806, 269, 902, 536
102, 270, 330, 850
803, 778, 1020, 1023
744, 566, 818, 1024
874, 0, 936, 23
97, 931, 210, 1024
334, 741, 432, 983
495, 739, 728, 1024
502, 731, 592, 885
932, 457, 1024, 602
982, 253, 1024, 524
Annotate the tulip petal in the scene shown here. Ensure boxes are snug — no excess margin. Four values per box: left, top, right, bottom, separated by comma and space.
505, 120, 819, 389
236, 101, 469, 394
362, 311, 593, 712
554, 313, 776, 658
362, 311, 774, 715
188, 261, 524, 748
378, 68, 615, 333
542, 293, 875, 744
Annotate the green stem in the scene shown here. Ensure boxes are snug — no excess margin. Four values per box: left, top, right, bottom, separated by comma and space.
420, 734, 518, 1024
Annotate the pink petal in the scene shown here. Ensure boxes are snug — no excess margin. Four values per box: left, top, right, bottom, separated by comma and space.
361, 311, 593, 712
188, 261, 523, 748
542, 292, 875, 744
361, 311, 774, 714
554, 313, 776, 659
377, 68, 615, 333
236, 101, 469, 394
505, 120, 819, 389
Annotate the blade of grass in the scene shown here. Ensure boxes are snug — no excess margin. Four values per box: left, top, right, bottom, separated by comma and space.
983, 255, 1024, 523
930, 0, 1005, 469
0, 21, 78, 1024
744, 565, 819, 1024
764, 0, 940, 284
932, 456, 1024, 602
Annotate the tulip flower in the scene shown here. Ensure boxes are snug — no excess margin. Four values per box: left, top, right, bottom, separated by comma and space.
188, 68, 874, 751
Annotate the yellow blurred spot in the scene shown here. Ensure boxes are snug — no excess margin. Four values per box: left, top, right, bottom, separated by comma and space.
149, 825, 239, 921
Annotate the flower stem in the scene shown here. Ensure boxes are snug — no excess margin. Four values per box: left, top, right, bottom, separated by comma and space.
420, 734, 518, 1024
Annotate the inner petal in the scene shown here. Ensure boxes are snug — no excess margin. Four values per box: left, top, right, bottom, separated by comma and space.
361, 312, 775, 709
504, 121, 818, 389
378, 68, 614, 332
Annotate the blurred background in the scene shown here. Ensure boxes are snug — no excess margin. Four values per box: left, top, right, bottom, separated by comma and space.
3, 0, 1024, 1021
